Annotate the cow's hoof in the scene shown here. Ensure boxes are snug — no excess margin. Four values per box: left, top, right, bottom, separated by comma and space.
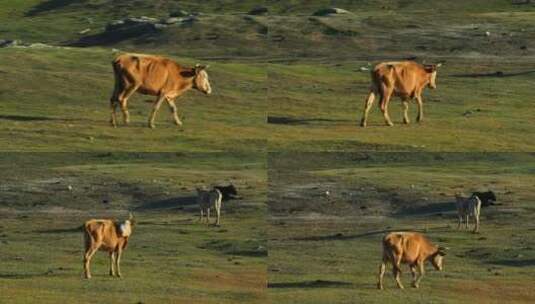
386, 122, 394, 127
412, 283, 419, 288
85, 275, 91, 279
148, 124, 155, 129
377, 284, 383, 290
403, 120, 410, 125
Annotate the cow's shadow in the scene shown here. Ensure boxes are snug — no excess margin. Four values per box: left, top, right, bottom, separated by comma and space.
395, 202, 456, 217
135, 195, 197, 212
489, 259, 535, 267
450, 70, 535, 78
268, 116, 353, 126
268, 280, 353, 289
0, 114, 55, 122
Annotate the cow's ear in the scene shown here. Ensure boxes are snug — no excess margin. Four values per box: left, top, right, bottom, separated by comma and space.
436, 63, 443, 68
424, 65, 436, 73
438, 246, 448, 256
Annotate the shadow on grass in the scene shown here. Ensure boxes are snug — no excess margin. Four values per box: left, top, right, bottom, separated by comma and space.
34, 226, 82, 234
68, 25, 158, 47
135, 196, 197, 211
268, 280, 353, 289
489, 259, 535, 267
25, 0, 86, 16
0, 115, 56, 122
395, 202, 456, 216
450, 70, 535, 78
291, 229, 391, 242
268, 116, 353, 125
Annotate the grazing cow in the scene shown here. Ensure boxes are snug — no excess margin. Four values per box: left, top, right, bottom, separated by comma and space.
472, 191, 497, 207
378, 232, 447, 289
214, 184, 239, 201
360, 61, 442, 127
110, 53, 212, 128
196, 188, 223, 226
455, 194, 482, 233
83, 213, 135, 279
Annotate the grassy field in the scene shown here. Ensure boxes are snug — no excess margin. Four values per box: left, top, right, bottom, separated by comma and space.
1, 0, 534, 151
2, 1, 535, 303
268, 153, 535, 303
0, 153, 267, 303
0, 47, 267, 151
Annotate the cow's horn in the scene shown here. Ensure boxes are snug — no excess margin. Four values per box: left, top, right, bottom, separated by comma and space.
436, 63, 443, 68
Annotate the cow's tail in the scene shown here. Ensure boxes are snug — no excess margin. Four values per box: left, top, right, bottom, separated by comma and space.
110, 58, 124, 104
82, 223, 92, 252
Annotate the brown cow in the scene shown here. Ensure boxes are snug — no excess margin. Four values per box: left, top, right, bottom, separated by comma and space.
83, 213, 135, 279
360, 61, 442, 127
377, 232, 447, 289
110, 53, 212, 128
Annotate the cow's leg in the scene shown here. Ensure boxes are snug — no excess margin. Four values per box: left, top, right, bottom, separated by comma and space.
110, 100, 119, 128
415, 261, 425, 288
148, 95, 166, 129
474, 213, 480, 233
116, 248, 123, 278
402, 101, 410, 124
360, 91, 376, 127
377, 261, 386, 290
465, 214, 469, 230
206, 208, 211, 224
166, 98, 182, 126
199, 208, 204, 222
109, 75, 122, 127
416, 95, 424, 123
379, 87, 394, 126
457, 213, 462, 229
118, 84, 139, 125
109, 251, 116, 276
393, 266, 404, 289
83, 246, 98, 279
410, 264, 418, 288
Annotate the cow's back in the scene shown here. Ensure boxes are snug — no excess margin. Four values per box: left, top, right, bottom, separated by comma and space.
372, 61, 424, 96
383, 232, 427, 262
113, 53, 185, 94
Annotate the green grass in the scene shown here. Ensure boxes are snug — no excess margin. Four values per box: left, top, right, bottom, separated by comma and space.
0, 47, 268, 151
268, 58, 535, 151
0, 153, 267, 304
268, 153, 535, 303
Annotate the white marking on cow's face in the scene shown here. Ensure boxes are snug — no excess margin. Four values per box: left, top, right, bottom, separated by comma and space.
428, 71, 438, 89
120, 220, 132, 237
195, 70, 212, 95
432, 253, 444, 271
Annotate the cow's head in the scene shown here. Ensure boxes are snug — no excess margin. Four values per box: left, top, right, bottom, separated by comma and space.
193, 64, 212, 95
431, 246, 447, 271
119, 213, 135, 237
424, 63, 442, 89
